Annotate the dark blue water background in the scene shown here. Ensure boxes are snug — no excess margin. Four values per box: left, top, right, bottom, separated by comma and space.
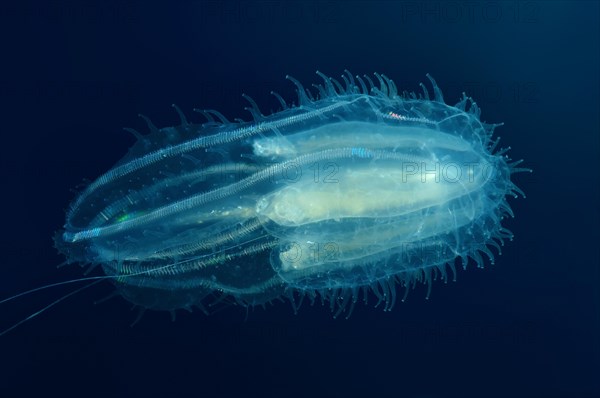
0, 2, 598, 397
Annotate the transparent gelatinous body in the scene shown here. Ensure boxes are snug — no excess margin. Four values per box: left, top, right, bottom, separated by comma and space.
57, 72, 526, 317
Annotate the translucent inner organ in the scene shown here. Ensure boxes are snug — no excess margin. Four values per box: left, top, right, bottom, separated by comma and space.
253, 121, 490, 279
257, 164, 477, 226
